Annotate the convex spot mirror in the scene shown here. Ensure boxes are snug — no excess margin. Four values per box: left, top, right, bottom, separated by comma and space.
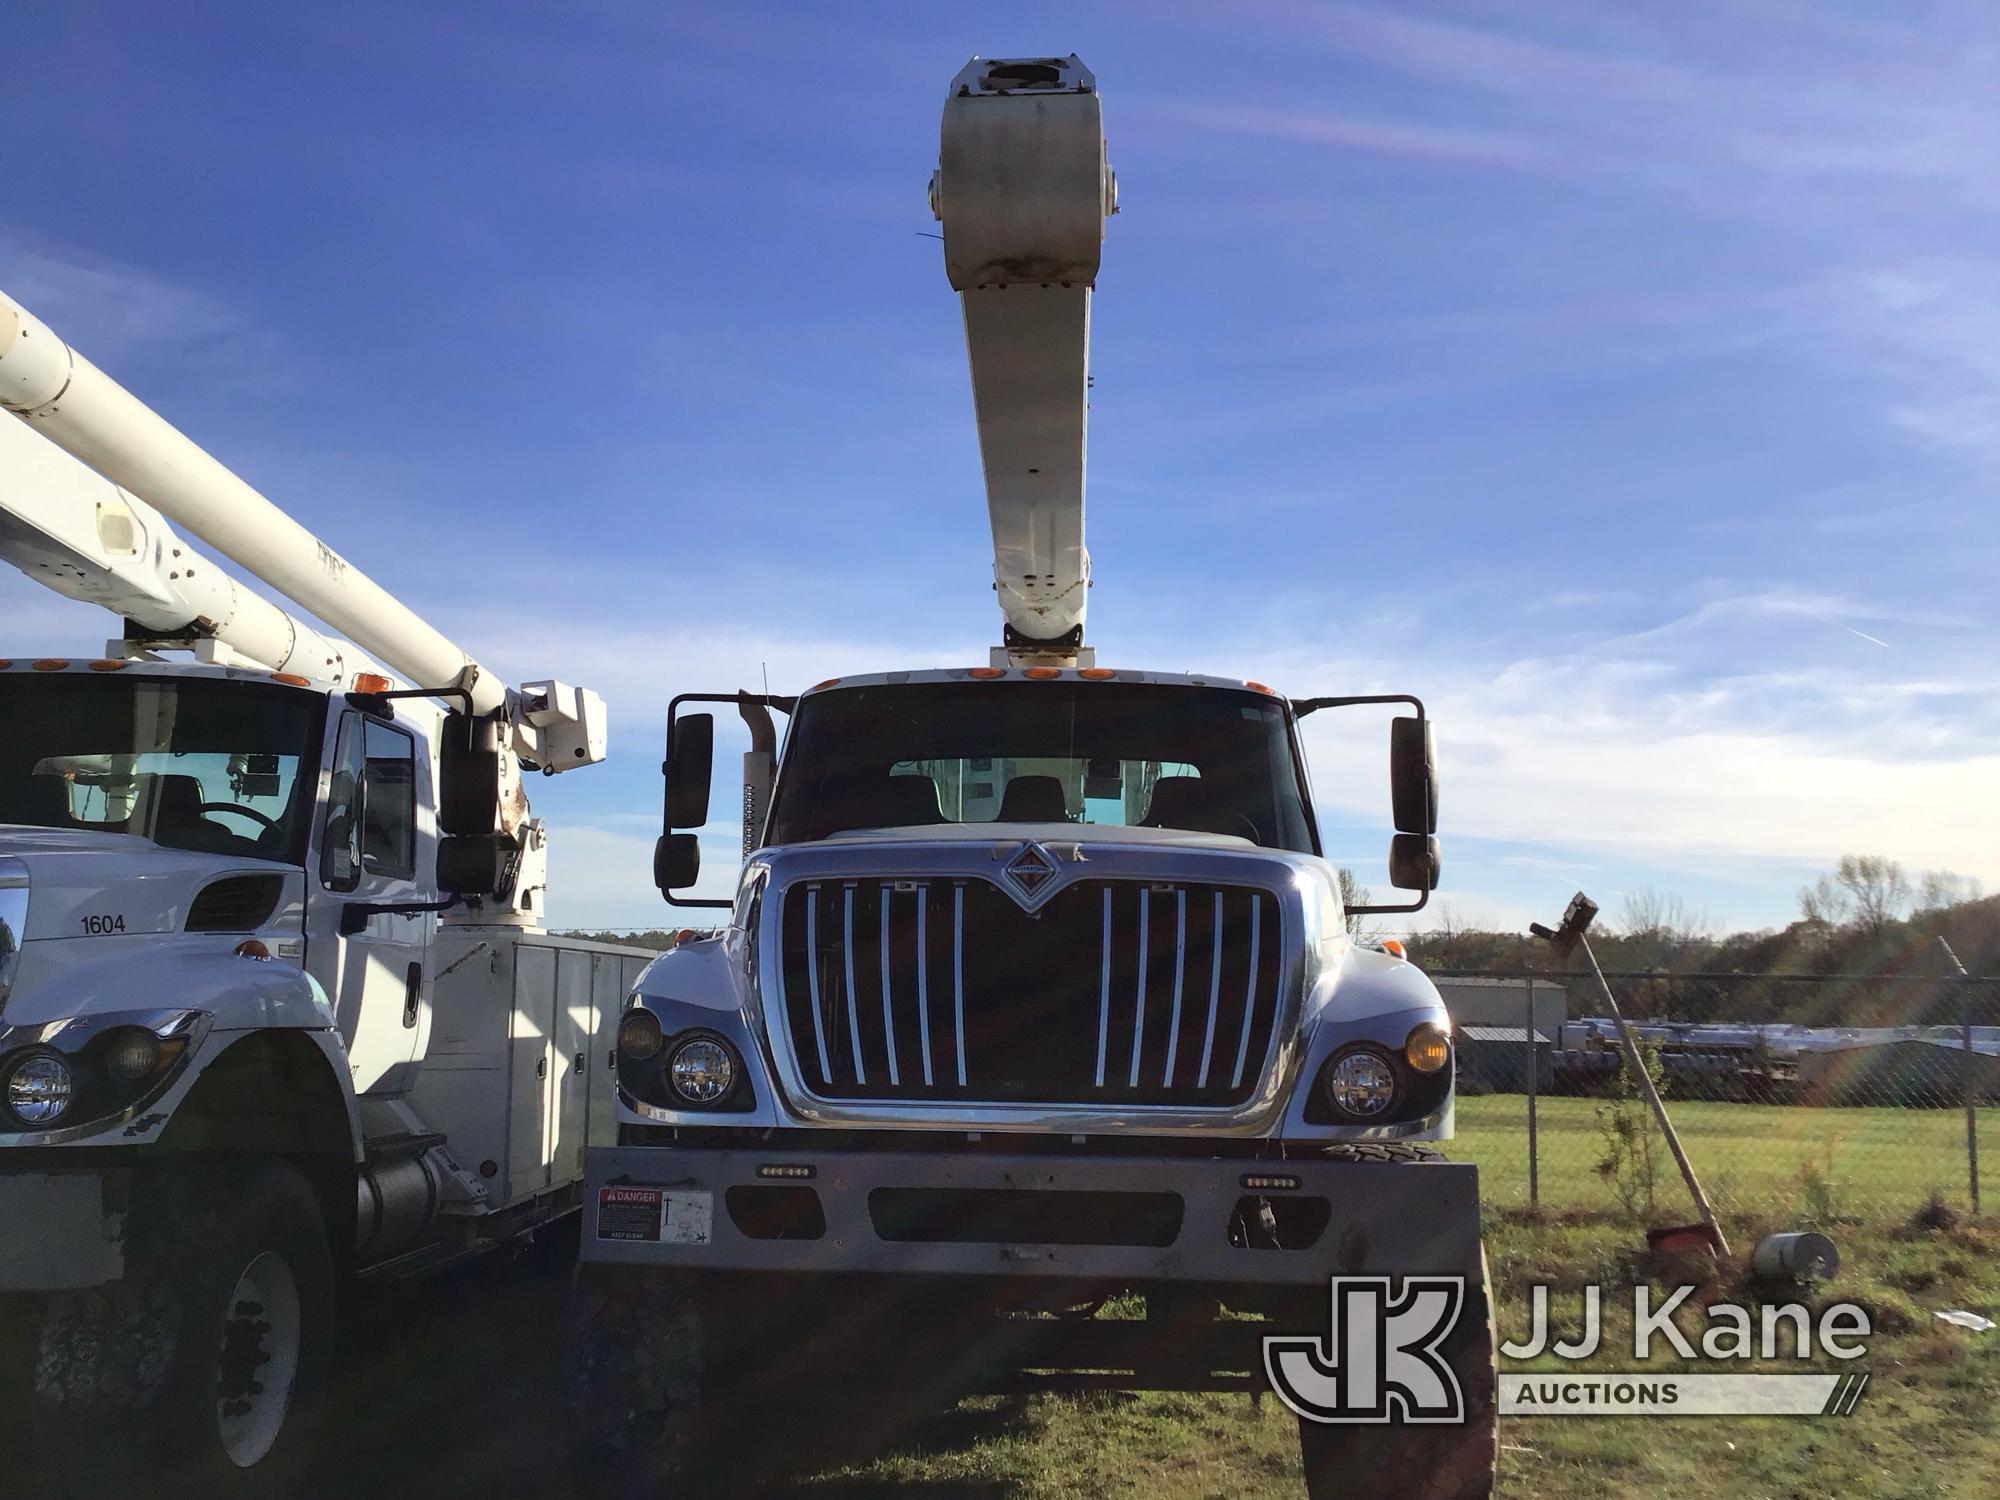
655, 832, 701, 893
1389, 833, 1441, 892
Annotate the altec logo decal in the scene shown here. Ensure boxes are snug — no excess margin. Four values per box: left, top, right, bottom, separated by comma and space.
1265, 1277, 1469, 1424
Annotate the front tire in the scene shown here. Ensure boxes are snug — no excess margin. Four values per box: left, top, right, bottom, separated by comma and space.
1297, 1246, 1498, 1500
31, 1161, 335, 1498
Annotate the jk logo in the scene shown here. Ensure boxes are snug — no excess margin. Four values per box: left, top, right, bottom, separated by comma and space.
1265, 1276, 1468, 1424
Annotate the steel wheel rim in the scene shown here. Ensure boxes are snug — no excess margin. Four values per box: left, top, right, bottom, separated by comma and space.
214, 1250, 302, 1468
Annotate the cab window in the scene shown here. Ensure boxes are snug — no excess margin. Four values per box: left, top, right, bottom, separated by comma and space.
320, 714, 418, 890
361, 720, 416, 877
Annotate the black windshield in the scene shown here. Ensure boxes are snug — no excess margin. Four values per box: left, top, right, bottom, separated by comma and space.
765, 682, 1316, 852
0, 674, 324, 864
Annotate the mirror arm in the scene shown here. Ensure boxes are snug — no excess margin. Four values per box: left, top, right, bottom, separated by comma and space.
664, 892, 733, 910
1346, 891, 1431, 917
339, 895, 462, 937
1293, 692, 1425, 720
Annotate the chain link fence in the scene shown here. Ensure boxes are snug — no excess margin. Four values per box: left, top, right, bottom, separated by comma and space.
1438, 969, 2000, 1222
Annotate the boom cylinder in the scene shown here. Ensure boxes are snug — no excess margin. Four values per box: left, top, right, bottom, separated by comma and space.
0, 290, 504, 715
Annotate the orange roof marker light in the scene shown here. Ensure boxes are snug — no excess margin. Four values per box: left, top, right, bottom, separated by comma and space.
87, 659, 128, 672
1078, 667, 1115, 680
350, 672, 394, 695
810, 678, 842, 692
1380, 938, 1407, 960
31, 659, 67, 672
270, 672, 312, 687
0, 660, 13, 670
968, 667, 1006, 679
1022, 666, 1061, 680
1244, 681, 1276, 696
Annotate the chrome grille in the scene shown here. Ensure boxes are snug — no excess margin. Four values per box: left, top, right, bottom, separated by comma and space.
777, 877, 1284, 1106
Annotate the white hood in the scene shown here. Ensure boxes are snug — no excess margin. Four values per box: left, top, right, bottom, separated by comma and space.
0, 823, 297, 941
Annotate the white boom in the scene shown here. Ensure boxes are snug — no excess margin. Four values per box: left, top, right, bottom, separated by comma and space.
0, 289, 603, 771
0, 414, 350, 679
934, 55, 1115, 659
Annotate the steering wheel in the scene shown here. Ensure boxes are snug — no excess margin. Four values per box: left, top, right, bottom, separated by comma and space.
199, 802, 282, 832
1219, 811, 1262, 843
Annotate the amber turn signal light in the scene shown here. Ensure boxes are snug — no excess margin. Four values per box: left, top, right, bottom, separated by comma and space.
1404, 1022, 1451, 1075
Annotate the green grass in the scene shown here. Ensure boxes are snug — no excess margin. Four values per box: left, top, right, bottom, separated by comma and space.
1454, 1092, 1991, 1218
762, 1209, 2000, 1499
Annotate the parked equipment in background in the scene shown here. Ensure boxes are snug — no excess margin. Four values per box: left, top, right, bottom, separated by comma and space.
0, 288, 652, 1487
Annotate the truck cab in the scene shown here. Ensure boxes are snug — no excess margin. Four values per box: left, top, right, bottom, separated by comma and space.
0, 657, 416, 1142
570, 666, 1494, 1500
637, 668, 1447, 1139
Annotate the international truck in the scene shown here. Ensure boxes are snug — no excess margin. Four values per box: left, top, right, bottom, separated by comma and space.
563, 56, 1495, 1500
0, 289, 652, 1493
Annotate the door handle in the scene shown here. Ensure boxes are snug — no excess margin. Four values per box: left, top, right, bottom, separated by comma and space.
575, 1051, 586, 1074
403, 962, 422, 1029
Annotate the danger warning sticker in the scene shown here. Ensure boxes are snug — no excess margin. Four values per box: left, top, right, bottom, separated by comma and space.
598, 1186, 662, 1241
596, 1186, 713, 1244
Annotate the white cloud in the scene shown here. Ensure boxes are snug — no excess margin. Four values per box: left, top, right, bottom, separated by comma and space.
0, 237, 272, 381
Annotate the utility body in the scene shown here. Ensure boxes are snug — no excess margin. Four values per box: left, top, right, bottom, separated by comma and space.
0, 288, 651, 1490
566, 57, 1495, 1500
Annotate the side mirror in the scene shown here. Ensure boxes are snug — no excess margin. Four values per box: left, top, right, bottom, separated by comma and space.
1389, 833, 1441, 891
654, 832, 702, 893
664, 713, 715, 830
1389, 716, 1437, 834
439, 712, 502, 836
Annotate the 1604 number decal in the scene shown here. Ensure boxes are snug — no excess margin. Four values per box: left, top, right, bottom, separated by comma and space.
80, 913, 127, 935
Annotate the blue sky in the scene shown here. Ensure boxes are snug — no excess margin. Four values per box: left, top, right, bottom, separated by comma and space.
5, 1, 1995, 935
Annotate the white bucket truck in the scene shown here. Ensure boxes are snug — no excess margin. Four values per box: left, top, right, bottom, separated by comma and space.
0, 289, 651, 1492
565, 57, 1494, 1500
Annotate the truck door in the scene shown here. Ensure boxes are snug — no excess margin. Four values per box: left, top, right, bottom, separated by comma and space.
313, 709, 434, 1096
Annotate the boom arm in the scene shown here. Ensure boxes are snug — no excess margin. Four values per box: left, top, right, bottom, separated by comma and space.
0, 289, 602, 772
934, 56, 1115, 660
0, 415, 349, 679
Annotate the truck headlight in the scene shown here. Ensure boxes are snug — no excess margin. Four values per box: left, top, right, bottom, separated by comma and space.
668, 1036, 736, 1105
1324, 1048, 1397, 1120
5, 1052, 75, 1128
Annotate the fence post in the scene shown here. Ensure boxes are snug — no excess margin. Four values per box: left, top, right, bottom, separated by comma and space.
1940, 938, 1979, 1218
1526, 973, 1539, 1211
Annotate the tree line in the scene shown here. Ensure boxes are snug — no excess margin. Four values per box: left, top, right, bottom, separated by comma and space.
1387, 856, 1997, 1027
